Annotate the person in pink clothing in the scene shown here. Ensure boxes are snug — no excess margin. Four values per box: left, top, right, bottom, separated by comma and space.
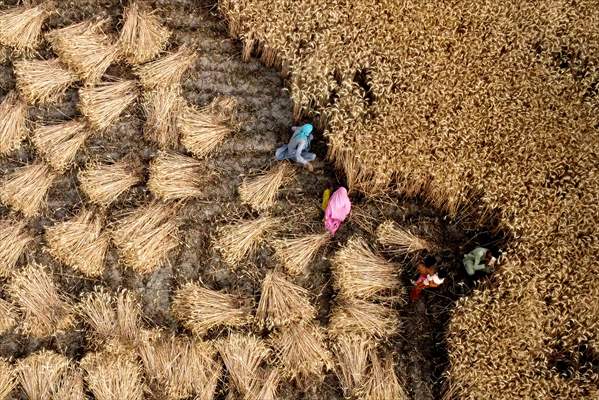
323, 187, 351, 235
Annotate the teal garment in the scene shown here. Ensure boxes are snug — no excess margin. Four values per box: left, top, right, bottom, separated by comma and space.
463, 247, 491, 276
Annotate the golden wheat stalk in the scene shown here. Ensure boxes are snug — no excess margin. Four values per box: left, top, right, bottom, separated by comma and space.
178, 97, 238, 158
357, 354, 407, 400
273, 232, 330, 276
81, 350, 144, 400
0, 91, 28, 155
53, 368, 84, 400
120, 2, 171, 64
376, 220, 434, 254
136, 45, 197, 89
143, 86, 183, 148
0, 299, 17, 335
78, 287, 116, 346
172, 282, 250, 336
270, 322, 333, 387
7, 263, 74, 337
239, 163, 294, 211
32, 120, 91, 172
46, 19, 107, 43
329, 298, 399, 340
0, 219, 33, 277
17, 350, 71, 400
332, 334, 374, 398
247, 368, 279, 400
0, 4, 51, 53
111, 202, 180, 274
256, 271, 315, 329
79, 80, 139, 130
0, 163, 56, 218
331, 236, 401, 300
14, 59, 78, 104
214, 216, 279, 267
148, 151, 210, 201
0, 358, 15, 400
78, 159, 142, 206
217, 333, 271, 397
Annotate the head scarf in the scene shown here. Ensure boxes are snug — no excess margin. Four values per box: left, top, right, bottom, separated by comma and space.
296, 123, 313, 139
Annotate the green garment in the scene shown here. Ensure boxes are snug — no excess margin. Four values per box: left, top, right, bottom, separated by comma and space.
463, 247, 491, 276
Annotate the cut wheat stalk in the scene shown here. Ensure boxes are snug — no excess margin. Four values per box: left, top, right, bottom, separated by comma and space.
32, 120, 91, 172
135, 45, 197, 89
53, 368, 84, 400
143, 86, 183, 148
332, 334, 374, 398
178, 96, 238, 158
0, 358, 15, 400
0, 91, 28, 155
148, 151, 212, 201
120, 2, 171, 64
0, 163, 56, 217
357, 354, 407, 400
17, 350, 71, 400
217, 333, 271, 398
112, 202, 180, 274
0, 219, 33, 277
14, 59, 78, 104
256, 271, 315, 329
45, 208, 109, 277
81, 350, 144, 400
214, 216, 279, 267
273, 232, 330, 276
79, 80, 139, 130
376, 220, 435, 255
172, 282, 251, 336
239, 163, 294, 211
46, 19, 107, 43
0, 4, 51, 54
331, 236, 401, 300
0, 299, 17, 335
247, 368, 279, 400
329, 298, 399, 340
7, 263, 74, 337
270, 322, 333, 387
78, 158, 143, 206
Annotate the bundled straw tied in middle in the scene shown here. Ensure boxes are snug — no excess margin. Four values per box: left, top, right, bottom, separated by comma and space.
32, 119, 91, 171
214, 216, 279, 266
356, 354, 408, 400
172, 282, 251, 336
0, 3, 51, 53
16, 350, 72, 400
0, 358, 15, 400
0, 219, 32, 277
79, 80, 139, 130
273, 231, 330, 276
329, 298, 399, 340
239, 162, 294, 211
81, 349, 144, 400
332, 334, 375, 398
78, 158, 143, 206
0, 299, 17, 335
148, 151, 213, 201
135, 45, 197, 89
112, 202, 180, 274
376, 220, 435, 255
143, 86, 183, 148
14, 59, 78, 105
0, 91, 28, 155
0, 162, 56, 217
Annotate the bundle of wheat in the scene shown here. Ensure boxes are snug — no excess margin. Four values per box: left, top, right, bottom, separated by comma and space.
79, 80, 138, 130
273, 232, 329, 276
256, 271, 315, 328
119, 2, 171, 65
81, 350, 144, 400
376, 220, 434, 255
136, 45, 197, 89
0, 219, 32, 277
143, 86, 183, 148
217, 333, 271, 398
14, 59, 78, 104
356, 354, 407, 400
45, 209, 108, 277
0, 163, 56, 217
0, 299, 17, 335
32, 120, 91, 172
245, 369, 279, 400
7, 263, 73, 337
172, 283, 250, 336
329, 298, 399, 340
0, 358, 15, 400
332, 334, 374, 398
16, 350, 71, 400
214, 216, 279, 267
178, 96, 238, 158
270, 322, 333, 387
239, 163, 294, 211
78, 158, 142, 206
0, 91, 28, 155
53, 369, 84, 400
111, 202, 180, 274
148, 151, 211, 201
0, 4, 51, 53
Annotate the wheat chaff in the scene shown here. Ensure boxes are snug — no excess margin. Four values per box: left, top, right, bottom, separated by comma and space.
0, 4, 51, 53
16, 350, 71, 400
32, 119, 91, 172
256, 271, 315, 329
0, 299, 17, 335
81, 350, 144, 400
273, 232, 330, 276
329, 298, 399, 340
239, 162, 294, 211
214, 216, 279, 267
119, 2, 171, 64
79, 80, 139, 130
0, 91, 28, 155
148, 151, 212, 201
0, 163, 56, 218
14, 59, 78, 104
142, 86, 183, 148
357, 354, 408, 400
332, 334, 374, 397
135, 45, 197, 89
172, 282, 251, 336
0, 219, 32, 277
0, 358, 15, 400
78, 158, 142, 206
376, 220, 434, 255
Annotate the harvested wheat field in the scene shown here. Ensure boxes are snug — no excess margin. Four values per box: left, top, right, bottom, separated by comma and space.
0, 0, 595, 400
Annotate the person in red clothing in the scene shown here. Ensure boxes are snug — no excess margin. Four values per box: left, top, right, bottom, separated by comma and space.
410, 255, 446, 301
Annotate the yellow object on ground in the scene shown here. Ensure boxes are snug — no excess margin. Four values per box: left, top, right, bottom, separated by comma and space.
321, 188, 331, 211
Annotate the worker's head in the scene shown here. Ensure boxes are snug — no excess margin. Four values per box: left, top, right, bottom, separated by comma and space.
437, 267, 448, 279
298, 123, 313, 138
485, 249, 497, 267
423, 254, 436, 267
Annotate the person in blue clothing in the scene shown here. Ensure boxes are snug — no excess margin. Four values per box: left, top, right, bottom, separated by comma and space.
275, 123, 316, 171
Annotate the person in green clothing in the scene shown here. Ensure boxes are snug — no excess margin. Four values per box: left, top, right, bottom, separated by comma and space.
463, 247, 497, 275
